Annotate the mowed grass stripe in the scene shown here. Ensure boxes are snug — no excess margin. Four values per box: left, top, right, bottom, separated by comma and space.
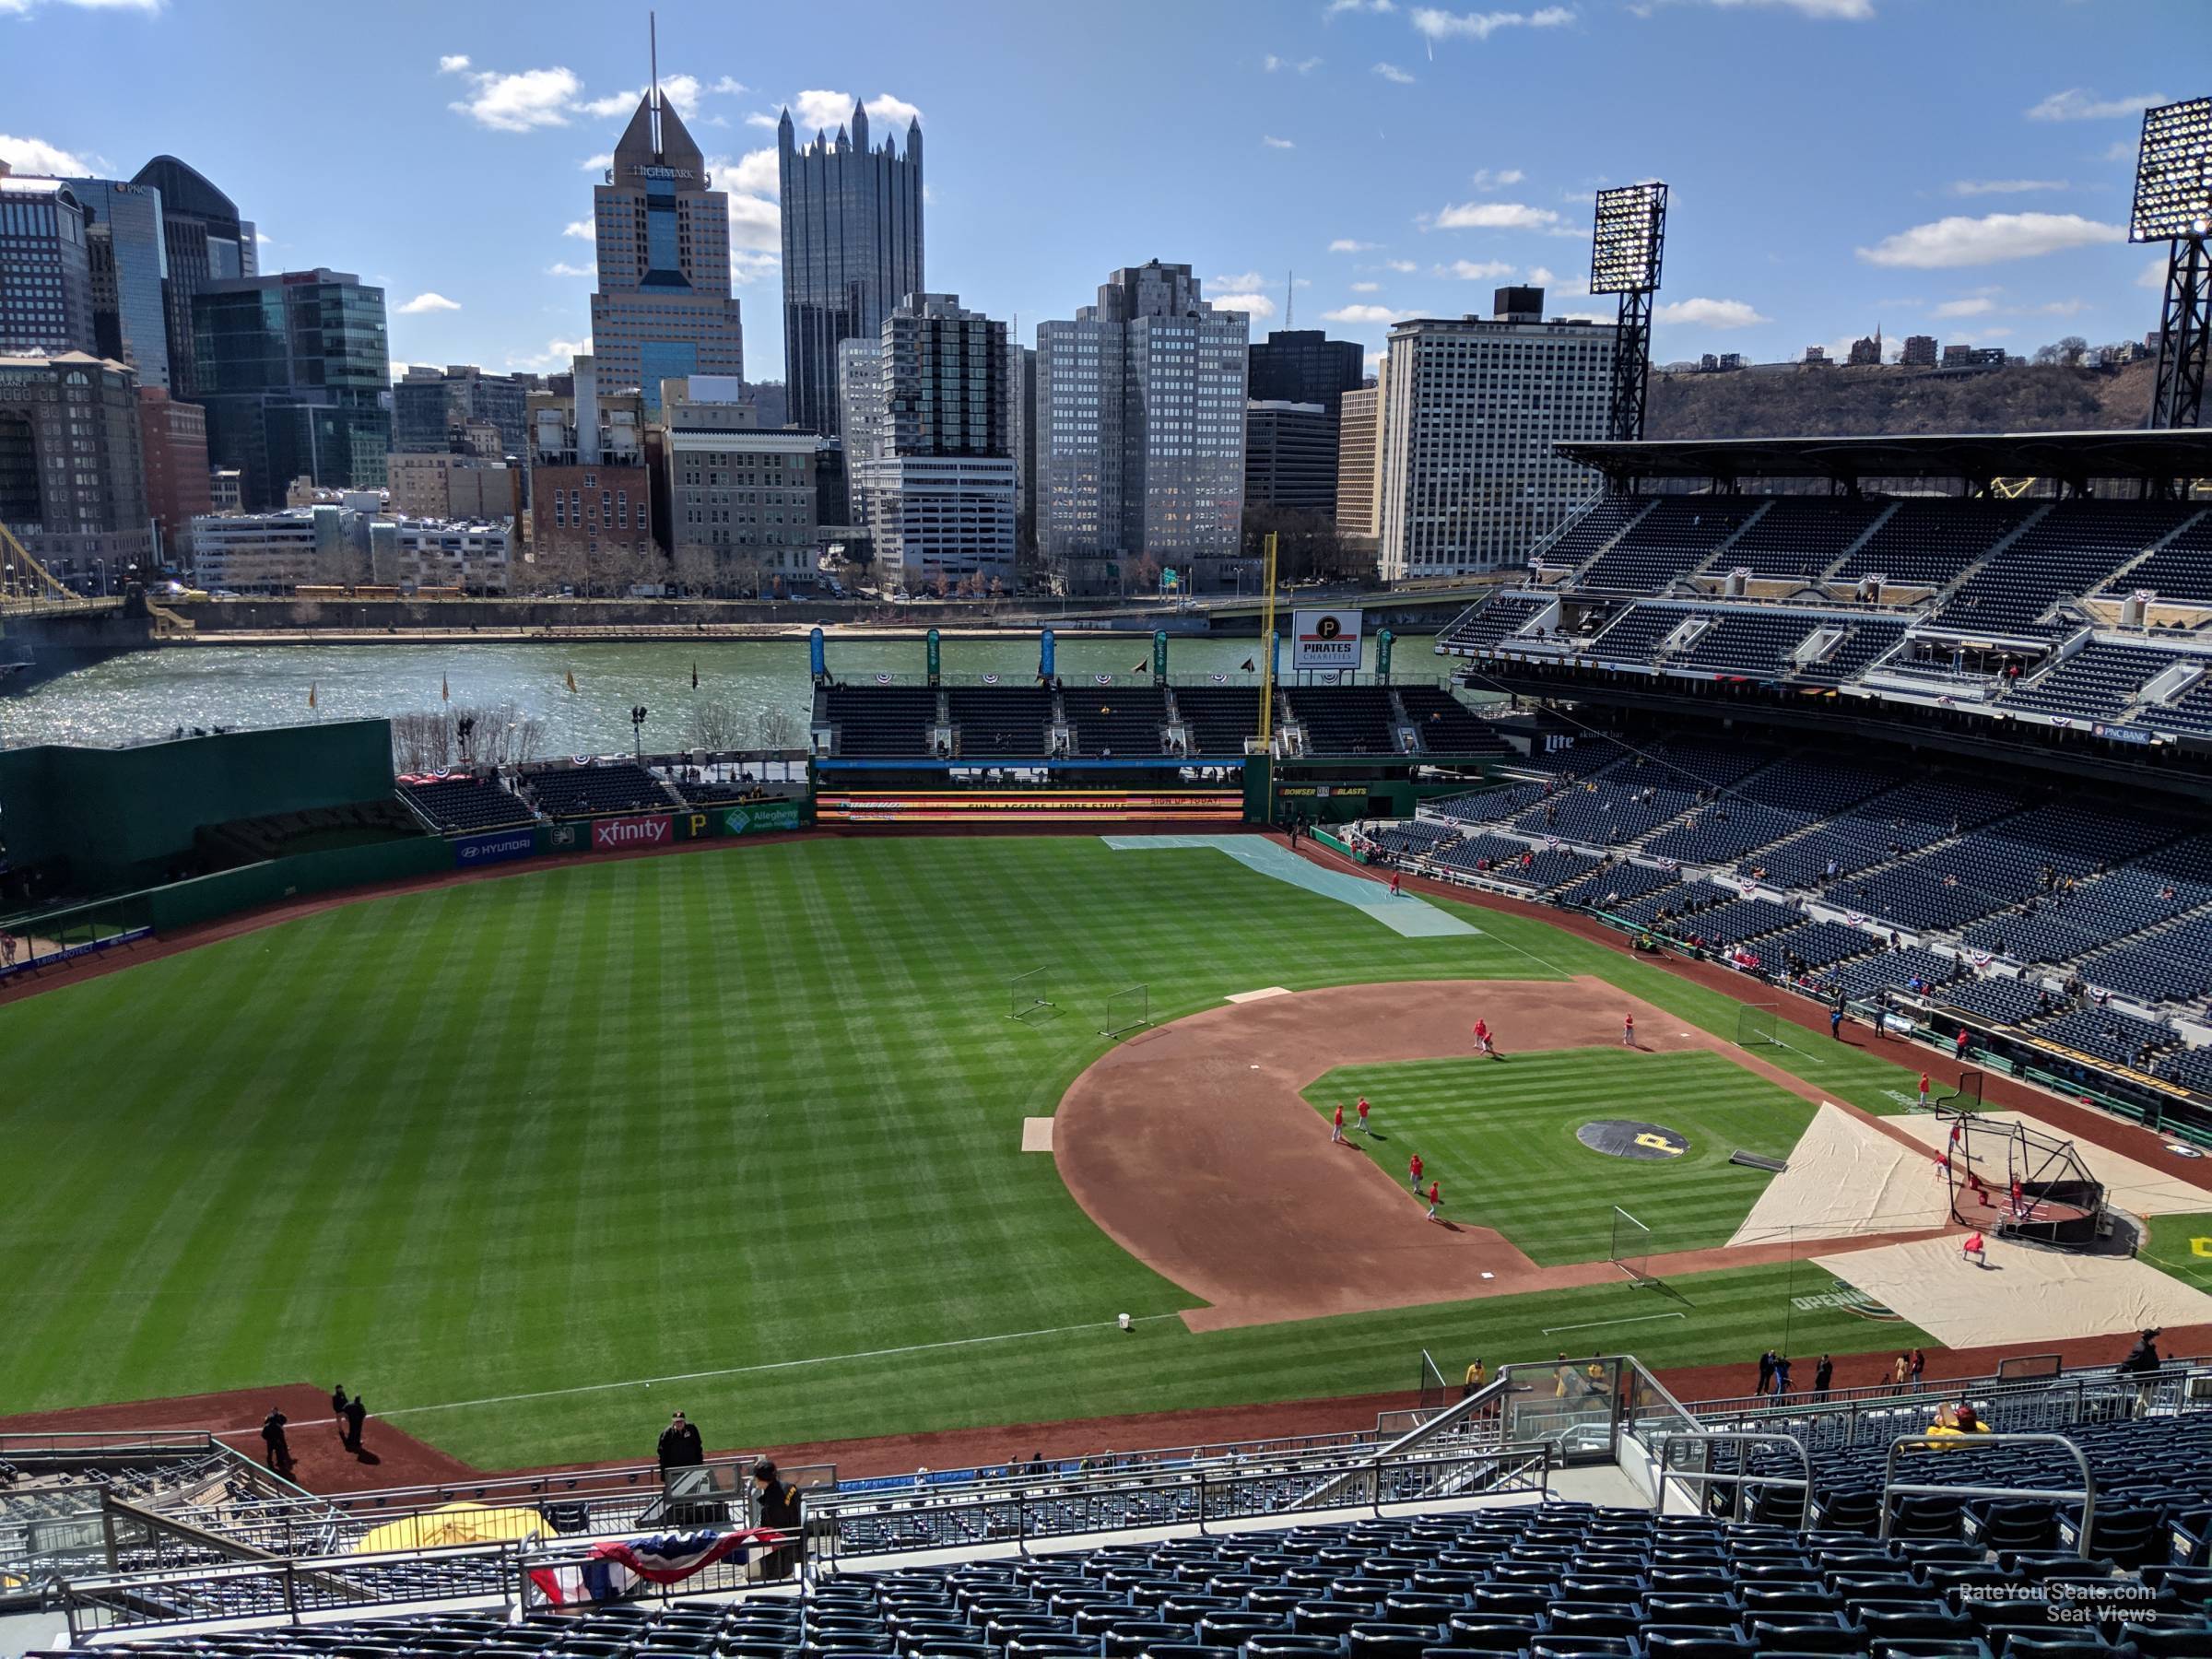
0, 837, 1919, 1465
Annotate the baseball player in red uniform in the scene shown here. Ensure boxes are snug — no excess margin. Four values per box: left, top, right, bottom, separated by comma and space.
1962, 1230, 1986, 1266
1622, 1013, 1635, 1047
1388, 872, 1402, 898
1331, 1102, 1346, 1144
1408, 1152, 1424, 1194
1473, 1018, 1493, 1056
1355, 1096, 1371, 1135
2010, 1176, 2028, 1220
1426, 1180, 1441, 1220
1920, 1071, 1932, 1109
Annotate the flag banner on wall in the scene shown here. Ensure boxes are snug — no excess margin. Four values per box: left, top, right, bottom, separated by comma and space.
875, 672, 892, 685
1094, 673, 1112, 685
981, 673, 999, 685
526, 1529, 784, 1607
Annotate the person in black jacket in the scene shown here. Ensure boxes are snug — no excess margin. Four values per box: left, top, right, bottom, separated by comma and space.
656, 1411, 703, 1472
343, 1394, 368, 1453
260, 1407, 290, 1473
1812, 1355, 1834, 1403
2123, 1328, 2163, 1417
753, 1460, 803, 1580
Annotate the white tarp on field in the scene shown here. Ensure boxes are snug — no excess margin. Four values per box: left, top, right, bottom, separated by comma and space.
1727, 1102, 1951, 1248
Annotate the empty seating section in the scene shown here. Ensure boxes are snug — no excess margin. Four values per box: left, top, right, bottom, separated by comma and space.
2110, 510, 2212, 603
1430, 783, 1547, 827
1644, 803, 1803, 866
1938, 501, 2195, 634
1287, 687, 1399, 756
1542, 490, 1652, 569
1833, 497, 2030, 587
1615, 877, 1735, 926
2003, 642, 2178, 721
1828, 946, 1965, 1000
828, 687, 941, 758
1682, 895, 1803, 947
1748, 919, 1879, 971
523, 763, 669, 818
1508, 737, 1623, 778
1801, 618, 1910, 684
1834, 800, 2171, 934
2030, 1004, 2180, 1068
1720, 496, 1885, 581
1494, 849, 1600, 891
1671, 611, 1822, 677
2163, 1044, 2212, 1093
1556, 860, 1679, 910
1752, 775, 2024, 892
1577, 496, 1765, 591
2077, 911, 2212, 1005
947, 688, 1053, 758
2138, 675, 2212, 739
1587, 605, 1687, 663
1069, 688, 1168, 757
1174, 687, 1264, 756
1963, 865, 2206, 967
397, 777, 536, 832
1396, 686, 1505, 755
1512, 781, 1693, 845
1370, 819, 1457, 859
1443, 592, 1548, 649
1437, 832, 1537, 873
1936, 974, 2053, 1026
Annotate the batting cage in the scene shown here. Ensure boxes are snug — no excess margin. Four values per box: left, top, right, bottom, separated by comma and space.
1936, 1105, 2105, 1249
1008, 968, 1054, 1022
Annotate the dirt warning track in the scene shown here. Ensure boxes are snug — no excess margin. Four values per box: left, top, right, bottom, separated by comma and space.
1053, 977, 1955, 1333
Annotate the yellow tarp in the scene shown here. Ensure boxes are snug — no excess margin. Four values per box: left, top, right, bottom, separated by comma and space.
354, 1501, 545, 1554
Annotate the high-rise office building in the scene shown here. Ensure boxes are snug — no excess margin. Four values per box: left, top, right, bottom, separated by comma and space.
1007, 341, 1037, 575
588, 88, 744, 418
0, 351, 154, 579
1334, 379, 1381, 546
661, 375, 820, 594
193, 268, 392, 509
526, 356, 654, 593
845, 293, 1013, 594
0, 168, 95, 357
131, 155, 254, 399
1037, 261, 1248, 595
1246, 329, 1364, 421
1901, 334, 1938, 368
67, 177, 169, 388
1242, 401, 1336, 516
137, 386, 211, 564
391, 364, 535, 456
1375, 288, 1615, 579
778, 100, 924, 437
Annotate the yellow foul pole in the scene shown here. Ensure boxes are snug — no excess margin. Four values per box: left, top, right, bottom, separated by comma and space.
1258, 532, 1279, 825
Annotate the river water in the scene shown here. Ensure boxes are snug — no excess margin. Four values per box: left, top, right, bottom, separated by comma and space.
1, 631, 1444, 755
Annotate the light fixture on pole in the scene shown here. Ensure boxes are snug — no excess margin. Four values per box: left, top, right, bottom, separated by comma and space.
2135, 96, 2212, 431
1589, 182, 1668, 443
630, 703, 649, 759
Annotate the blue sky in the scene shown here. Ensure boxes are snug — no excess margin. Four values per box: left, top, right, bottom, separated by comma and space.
1, 0, 2190, 382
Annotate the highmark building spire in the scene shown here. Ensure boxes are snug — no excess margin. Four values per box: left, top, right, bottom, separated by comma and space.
586, 23, 744, 418
778, 98, 924, 437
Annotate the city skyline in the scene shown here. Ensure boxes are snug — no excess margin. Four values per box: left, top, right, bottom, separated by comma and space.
0, 0, 2191, 386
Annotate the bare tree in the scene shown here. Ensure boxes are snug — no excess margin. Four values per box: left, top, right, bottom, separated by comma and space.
690, 698, 747, 749
389, 700, 545, 771
758, 705, 801, 749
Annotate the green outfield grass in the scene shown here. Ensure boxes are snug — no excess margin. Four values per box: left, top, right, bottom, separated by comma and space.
2139, 1212, 2212, 1291
1303, 1050, 1815, 1265
0, 836, 1940, 1469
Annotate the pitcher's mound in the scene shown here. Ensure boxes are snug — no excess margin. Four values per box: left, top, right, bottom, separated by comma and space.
1579, 1119, 1689, 1160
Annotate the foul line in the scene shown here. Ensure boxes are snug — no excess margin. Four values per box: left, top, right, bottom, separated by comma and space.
373, 1314, 1187, 1421
1541, 1311, 1688, 1336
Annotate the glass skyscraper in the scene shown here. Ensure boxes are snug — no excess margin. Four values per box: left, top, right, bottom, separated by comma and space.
0, 173, 95, 357
193, 268, 391, 508
68, 177, 170, 389
778, 101, 924, 438
132, 156, 254, 400
587, 90, 744, 418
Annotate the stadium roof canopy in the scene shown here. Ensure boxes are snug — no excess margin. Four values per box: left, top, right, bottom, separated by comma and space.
1556, 429, 2212, 489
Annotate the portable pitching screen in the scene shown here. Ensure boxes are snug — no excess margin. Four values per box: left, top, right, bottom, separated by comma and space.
1100, 983, 1150, 1040
1735, 1003, 1780, 1049
1609, 1206, 1656, 1287
1938, 1067, 1983, 1114
1417, 1349, 1449, 1415
1008, 967, 1053, 1022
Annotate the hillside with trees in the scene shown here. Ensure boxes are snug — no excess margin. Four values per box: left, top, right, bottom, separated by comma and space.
1648, 358, 2156, 440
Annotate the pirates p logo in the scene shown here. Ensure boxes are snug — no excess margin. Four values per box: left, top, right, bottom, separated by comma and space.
1635, 1131, 1686, 1157
1314, 615, 1341, 639
2191, 1237, 2212, 1259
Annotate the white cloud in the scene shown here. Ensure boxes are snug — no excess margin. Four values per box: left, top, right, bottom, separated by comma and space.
1371, 62, 1416, 82
1263, 135, 1296, 149
580, 152, 613, 172
717, 147, 780, 196
0, 133, 93, 175
1411, 6, 1575, 42
1350, 280, 1382, 292
1212, 271, 1267, 291
1653, 296, 1770, 328
508, 335, 592, 373
1324, 303, 1411, 324
562, 218, 594, 241
1440, 258, 1515, 278
1932, 295, 1994, 318
448, 65, 582, 132
1855, 211, 2124, 268
1385, 257, 1418, 272
1468, 167, 1526, 190
0, 0, 160, 12
396, 292, 462, 315
1329, 238, 1379, 252
2026, 88, 2163, 123
2101, 139, 2135, 163
1433, 200, 1559, 230
747, 112, 780, 129
2024, 298, 2087, 317
437, 53, 471, 74
1263, 53, 1323, 72
580, 72, 703, 120
1703, 0, 1873, 17
712, 76, 747, 95
546, 261, 596, 277
1325, 0, 1397, 15
725, 194, 780, 253
731, 249, 781, 286
789, 89, 923, 135
1212, 292, 1278, 320
864, 93, 923, 127
1363, 350, 1387, 371
1527, 265, 1556, 285
1947, 178, 2069, 196
2139, 253, 2171, 291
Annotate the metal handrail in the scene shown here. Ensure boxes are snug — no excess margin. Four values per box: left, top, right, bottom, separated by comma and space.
1879, 1430, 2096, 1559
1654, 1430, 1814, 1524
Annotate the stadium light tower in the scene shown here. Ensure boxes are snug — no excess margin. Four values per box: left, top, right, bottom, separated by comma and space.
2135, 96, 2212, 430
1590, 182, 1668, 443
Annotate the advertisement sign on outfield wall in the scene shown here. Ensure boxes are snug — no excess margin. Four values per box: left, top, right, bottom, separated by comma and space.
723, 802, 803, 836
453, 830, 537, 868
592, 815, 672, 851
1290, 609, 1362, 672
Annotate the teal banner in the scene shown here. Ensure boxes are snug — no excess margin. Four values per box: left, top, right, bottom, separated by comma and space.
926, 628, 941, 685
1378, 628, 1394, 682
1153, 630, 1169, 678
724, 801, 803, 836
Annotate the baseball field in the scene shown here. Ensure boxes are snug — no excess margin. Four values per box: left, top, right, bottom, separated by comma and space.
5, 833, 2183, 1472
